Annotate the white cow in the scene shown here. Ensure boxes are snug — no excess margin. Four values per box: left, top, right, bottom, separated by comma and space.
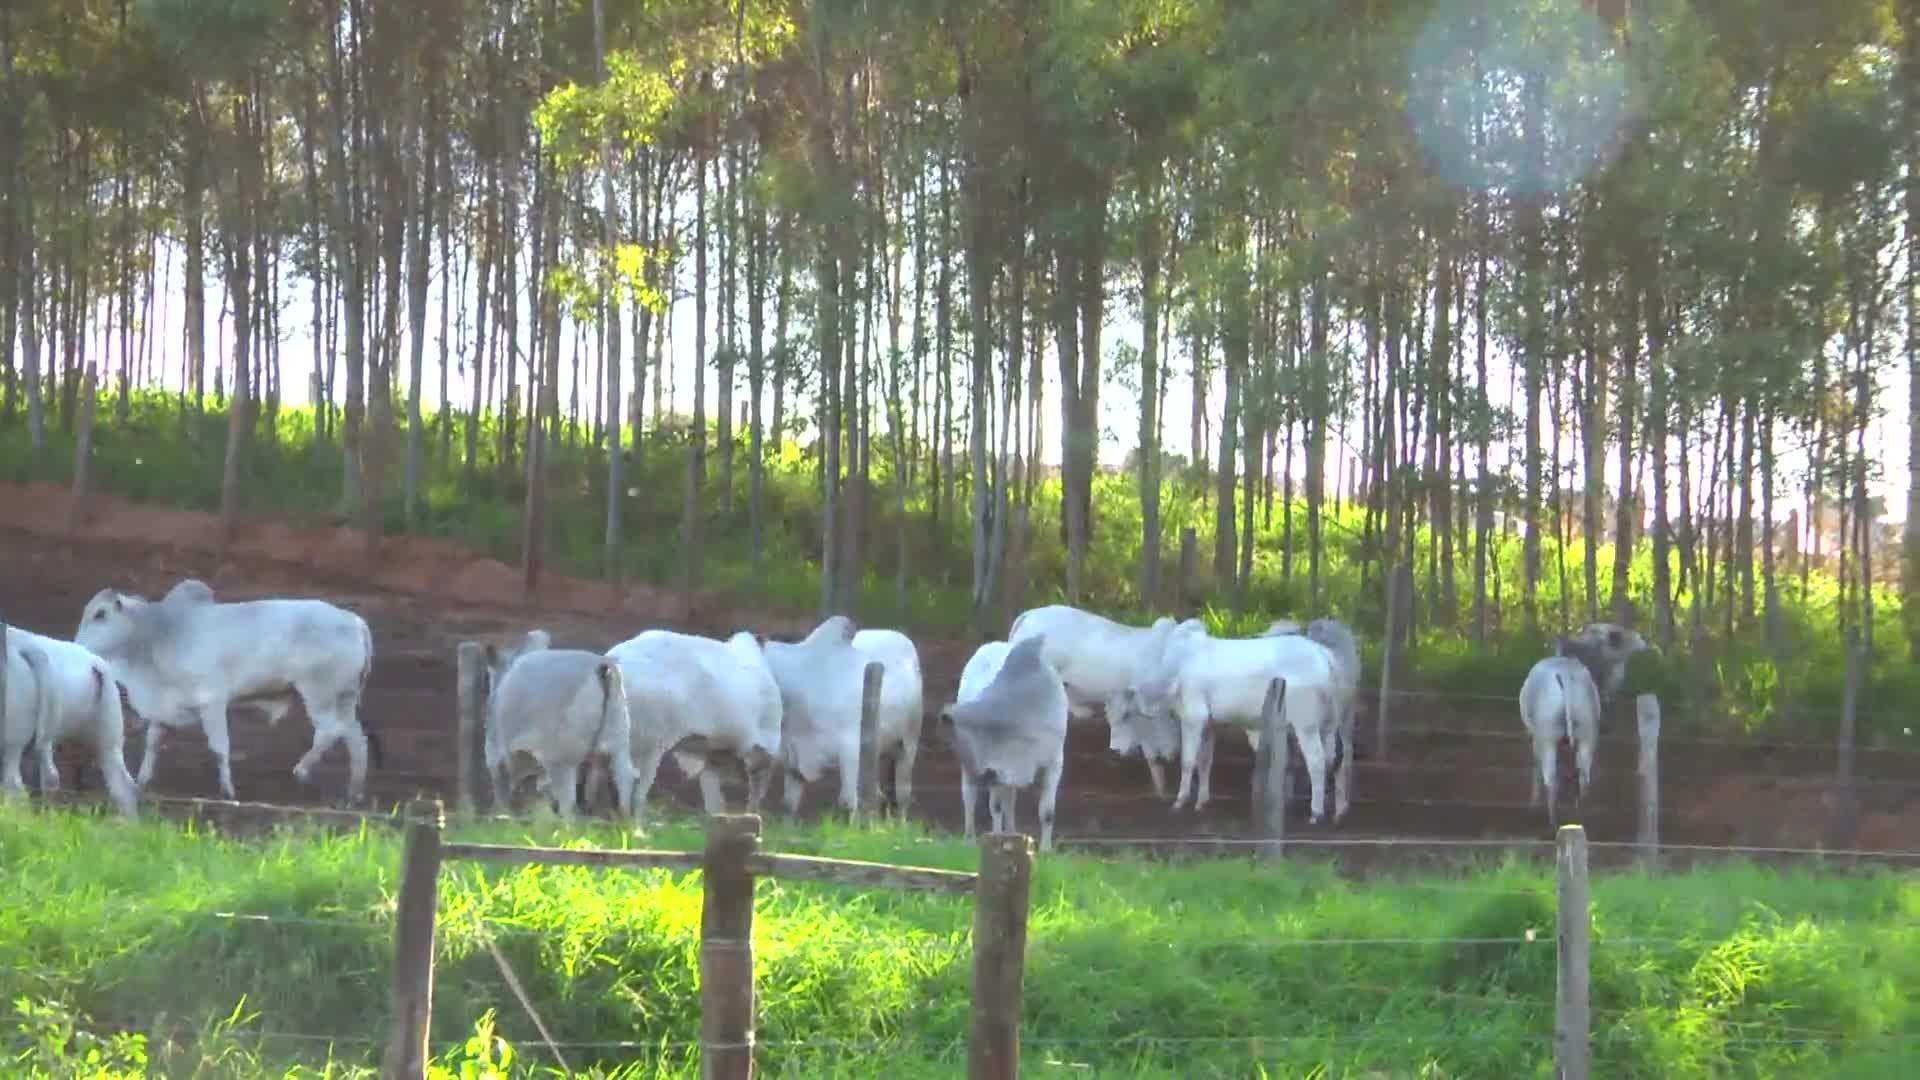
850, 628, 925, 817
602, 627, 783, 818
481, 630, 639, 821
955, 640, 1013, 705
759, 615, 875, 818
3, 626, 142, 817
1007, 605, 1182, 796
1518, 655, 1602, 828
937, 633, 1069, 851
2, 635, 58, 802
1113, 621, 1344, 822
75, 579, 379, 803
1259, 616, 1361, 823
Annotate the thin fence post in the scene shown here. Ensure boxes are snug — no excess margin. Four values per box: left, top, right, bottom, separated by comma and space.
1376, 564, 1406, 761
970, 831, 1034, 1080
68, 363, 98, 532
1177, 527, 1197, 617
1555, 824, 1591, 1080
1832, 629, 1863, 847
1251, 677, 1289, 858
1636, 694, 1661, 865
455, 642, 485, 817
1836, 628, 1861, 792
858, 661, 884, 818
701, 814, 762, 1080
382, 798, 445, 1080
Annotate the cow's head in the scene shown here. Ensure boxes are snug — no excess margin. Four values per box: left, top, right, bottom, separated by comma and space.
75, 588, 148, 655
1556, 622, 1652, 705
482, 628, 552, 690
1108, 683, 1180, 764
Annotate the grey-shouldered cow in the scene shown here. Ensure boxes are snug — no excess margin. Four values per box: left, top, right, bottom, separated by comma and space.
75, 579, 380, 804
937, 632, 1069, 851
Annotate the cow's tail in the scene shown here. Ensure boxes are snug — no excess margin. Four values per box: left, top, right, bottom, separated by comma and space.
356, 618, 384, 769
592, 661, 625, 755
1551, 670, 1572, 751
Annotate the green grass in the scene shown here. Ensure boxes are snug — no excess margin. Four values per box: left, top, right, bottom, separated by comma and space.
2, 803, 1917, 1077
3, 386, 1915, 743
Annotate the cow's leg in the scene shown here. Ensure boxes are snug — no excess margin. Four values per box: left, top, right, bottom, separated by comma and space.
745, 756, 775, 813
629, 742, 668, 813
35, 738, 60, 795
1534, 739, 1559, 830
697, 766, 729, 815
192, 705, 238, 801
1194, 726, 1220, 811
783, 768, 807, 818
988, 783, 1015, 835
295, 686, 370, 804
0, 735, 25, 798
1295, 721, 1330, 825
136, 720, 166, 788
959, 770, 980, 840
1143, 755, 1167, 800
891, 731, 919, 820
1036, 758, 1064, 852
543, 760, 582, 821
834, 746, 859, 820
1170, 708, 1205, 811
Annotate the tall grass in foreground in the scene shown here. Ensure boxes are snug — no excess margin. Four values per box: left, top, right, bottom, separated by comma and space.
2, 804, 1915, 1077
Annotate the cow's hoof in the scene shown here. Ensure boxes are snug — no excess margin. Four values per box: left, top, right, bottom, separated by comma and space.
292, 764, 313, 784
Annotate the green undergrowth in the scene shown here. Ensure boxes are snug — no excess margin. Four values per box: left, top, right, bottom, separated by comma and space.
2, 803, 1916, 1077
1, 387, 1913, 742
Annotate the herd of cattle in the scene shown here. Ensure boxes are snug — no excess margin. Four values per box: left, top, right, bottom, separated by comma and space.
1, 580, 1655, 846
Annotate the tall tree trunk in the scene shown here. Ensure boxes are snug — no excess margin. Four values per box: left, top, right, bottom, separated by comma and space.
1903, 0, 1920, 659
1137, 164, 1164, 607
596, 0, 624, 582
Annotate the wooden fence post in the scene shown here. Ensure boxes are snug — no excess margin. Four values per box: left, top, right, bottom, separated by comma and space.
383, 798, 445, 1080
970, 831, 1034, 1080
701, 814, 762, 1080
858, 661, 884, 818
1177, 527, 1197, 617
1636, 694, 1661, 865
1250, 677, 1290, 858
1555, 824, 1590, 1080
455, 642, 486, 817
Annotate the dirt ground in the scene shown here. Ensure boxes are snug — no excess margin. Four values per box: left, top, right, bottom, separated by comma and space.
6, 481, 1918, 867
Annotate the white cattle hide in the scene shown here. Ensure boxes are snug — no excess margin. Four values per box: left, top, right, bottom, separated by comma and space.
937, 633, 1068, 851
603, 627, 783, 818
75, 579, 379, 803
1115, 622, 1343, 822
1518, 655, 1601, 828
2, 626, 141, 817
1007, 605, 1182, 797
759, 615, 873, 817
1258, 616, 1362, 823
482, 632, 638, 822
955, 640, 1012, 705
851, 628, 925, 816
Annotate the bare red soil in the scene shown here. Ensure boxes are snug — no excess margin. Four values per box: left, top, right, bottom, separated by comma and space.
6, 481, 1918, 866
